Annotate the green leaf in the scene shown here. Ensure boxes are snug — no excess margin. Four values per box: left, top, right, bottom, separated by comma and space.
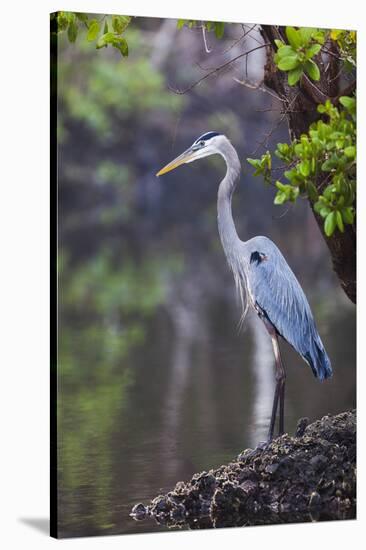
320, 206, 331, 217
286, 27, 302, 49
275, 181, 288, 192
247, 158, 261, 168
113, 37, 129, 57
313, 30, 326, 44
339, 96, 353, 109
299, 160, 310, 177
324, 211, 336, 236
277, 55, 299, 71
339, 96, 356, 116
305, 59, 320, 81
96, 32, 115, 49
214, 21, 225, 39
341, 207, 354, 224
307, 182, 318, 201
274, 39, 284, 48
103, 19, 109, 34
277, 45, 296, 58
275, 181, 299, 202
67, 18, 78, 43
344, 146, 356, 159
290, 187, 300, 201
306, 43, 322, 59
275, 142, 294, 161
87, 19, 100, 41
177, 19, 186, 30
112, 15, 123, 33
112, 15, 130, 34
288, 66, 303, 85
330, 29, 343, 41
56, 12, 69, 31
335, 210, 344, 232
315, 201, 331, 216
274, 191, 287, 205
299, 27, 314, 45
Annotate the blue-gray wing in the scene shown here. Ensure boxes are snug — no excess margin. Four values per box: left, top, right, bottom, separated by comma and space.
246, 238, 332, 381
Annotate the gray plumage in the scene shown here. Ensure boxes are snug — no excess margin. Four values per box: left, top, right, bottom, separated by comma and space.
244, 236, 332, 381
215, 134, 332, 382
157, 132, 332, 439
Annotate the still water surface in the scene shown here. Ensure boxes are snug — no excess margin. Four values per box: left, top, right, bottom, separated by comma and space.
58, 288, 355, 538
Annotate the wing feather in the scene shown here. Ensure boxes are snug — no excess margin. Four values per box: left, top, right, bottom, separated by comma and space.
246, 239, 332, 380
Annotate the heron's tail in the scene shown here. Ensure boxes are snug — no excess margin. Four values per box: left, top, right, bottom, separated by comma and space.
303, 335, 332, 381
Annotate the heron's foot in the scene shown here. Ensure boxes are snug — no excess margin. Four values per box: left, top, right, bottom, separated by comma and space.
256, 440, 268, 451
266, 435, 273, 445
266, 430, 285, 444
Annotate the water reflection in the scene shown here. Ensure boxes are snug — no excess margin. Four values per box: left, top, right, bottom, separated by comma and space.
147, 500, 356, 531
161, 280, 212, 479
58, 267, 355, 537
248, 312, 275, 445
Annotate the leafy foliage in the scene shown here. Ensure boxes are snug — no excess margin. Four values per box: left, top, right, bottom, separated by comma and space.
59, 42, 182, 137
248, 27, 356, 240
51, 12, 131, 57
247, 97, 356, 237
274, 27, 325, 86
274, 26, 356, 87
330, 29, 356, 69
247, 152, 272, 184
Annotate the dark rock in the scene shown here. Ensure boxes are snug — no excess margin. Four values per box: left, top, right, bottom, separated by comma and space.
310, 454, 328, 473
240, 479, 258, 496
150, 495, 170, 515
170, 503, 186, 521
194, 472, 217, 496
309, 491, 321, 509
130, 503, 147, 520
295, 417, 310, 437
265, 462, 279, 475
132, 410, 356, 529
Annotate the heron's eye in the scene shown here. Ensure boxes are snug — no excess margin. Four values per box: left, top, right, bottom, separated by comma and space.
199, 140, 205, 147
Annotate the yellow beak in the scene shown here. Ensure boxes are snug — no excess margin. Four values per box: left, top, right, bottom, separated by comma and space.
156, 149, 195, 177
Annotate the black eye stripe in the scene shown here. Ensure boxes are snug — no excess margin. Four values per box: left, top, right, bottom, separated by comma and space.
194, 131, 220, 144
192, 141, 205, 151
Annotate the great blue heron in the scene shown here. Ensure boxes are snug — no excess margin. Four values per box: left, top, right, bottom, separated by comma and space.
156, 132, 332, 441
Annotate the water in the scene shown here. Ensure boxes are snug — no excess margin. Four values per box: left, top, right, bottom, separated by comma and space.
57, 284, 356, 538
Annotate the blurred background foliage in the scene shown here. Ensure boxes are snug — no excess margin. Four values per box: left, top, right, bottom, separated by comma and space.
53, 14, 356, 537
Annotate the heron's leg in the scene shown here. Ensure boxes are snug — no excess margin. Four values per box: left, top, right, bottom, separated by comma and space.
268, 373, 281, 442
272, 335, 286, 436
261, 317, 286, 440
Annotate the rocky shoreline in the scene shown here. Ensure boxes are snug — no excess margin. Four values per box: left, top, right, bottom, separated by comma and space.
131, 410, 356, 529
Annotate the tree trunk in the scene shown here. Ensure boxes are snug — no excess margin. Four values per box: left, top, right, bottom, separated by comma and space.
259, 26, 356, 304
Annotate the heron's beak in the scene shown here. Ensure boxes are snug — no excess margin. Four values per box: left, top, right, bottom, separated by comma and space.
156, 148, 196, 177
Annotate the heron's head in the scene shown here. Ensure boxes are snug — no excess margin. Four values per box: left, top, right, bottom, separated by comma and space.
156, 132, 225, 176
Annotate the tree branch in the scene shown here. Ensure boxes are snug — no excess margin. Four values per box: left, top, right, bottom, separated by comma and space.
168, 43, 270, 95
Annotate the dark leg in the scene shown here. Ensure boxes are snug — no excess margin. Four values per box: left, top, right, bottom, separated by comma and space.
279, 371, 286, 436
261, 316, 286, 440
271, 333, 286, 437
268, 376, 281, 442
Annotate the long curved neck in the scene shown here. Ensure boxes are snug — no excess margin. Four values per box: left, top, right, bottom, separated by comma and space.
217, 141, 242, 269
